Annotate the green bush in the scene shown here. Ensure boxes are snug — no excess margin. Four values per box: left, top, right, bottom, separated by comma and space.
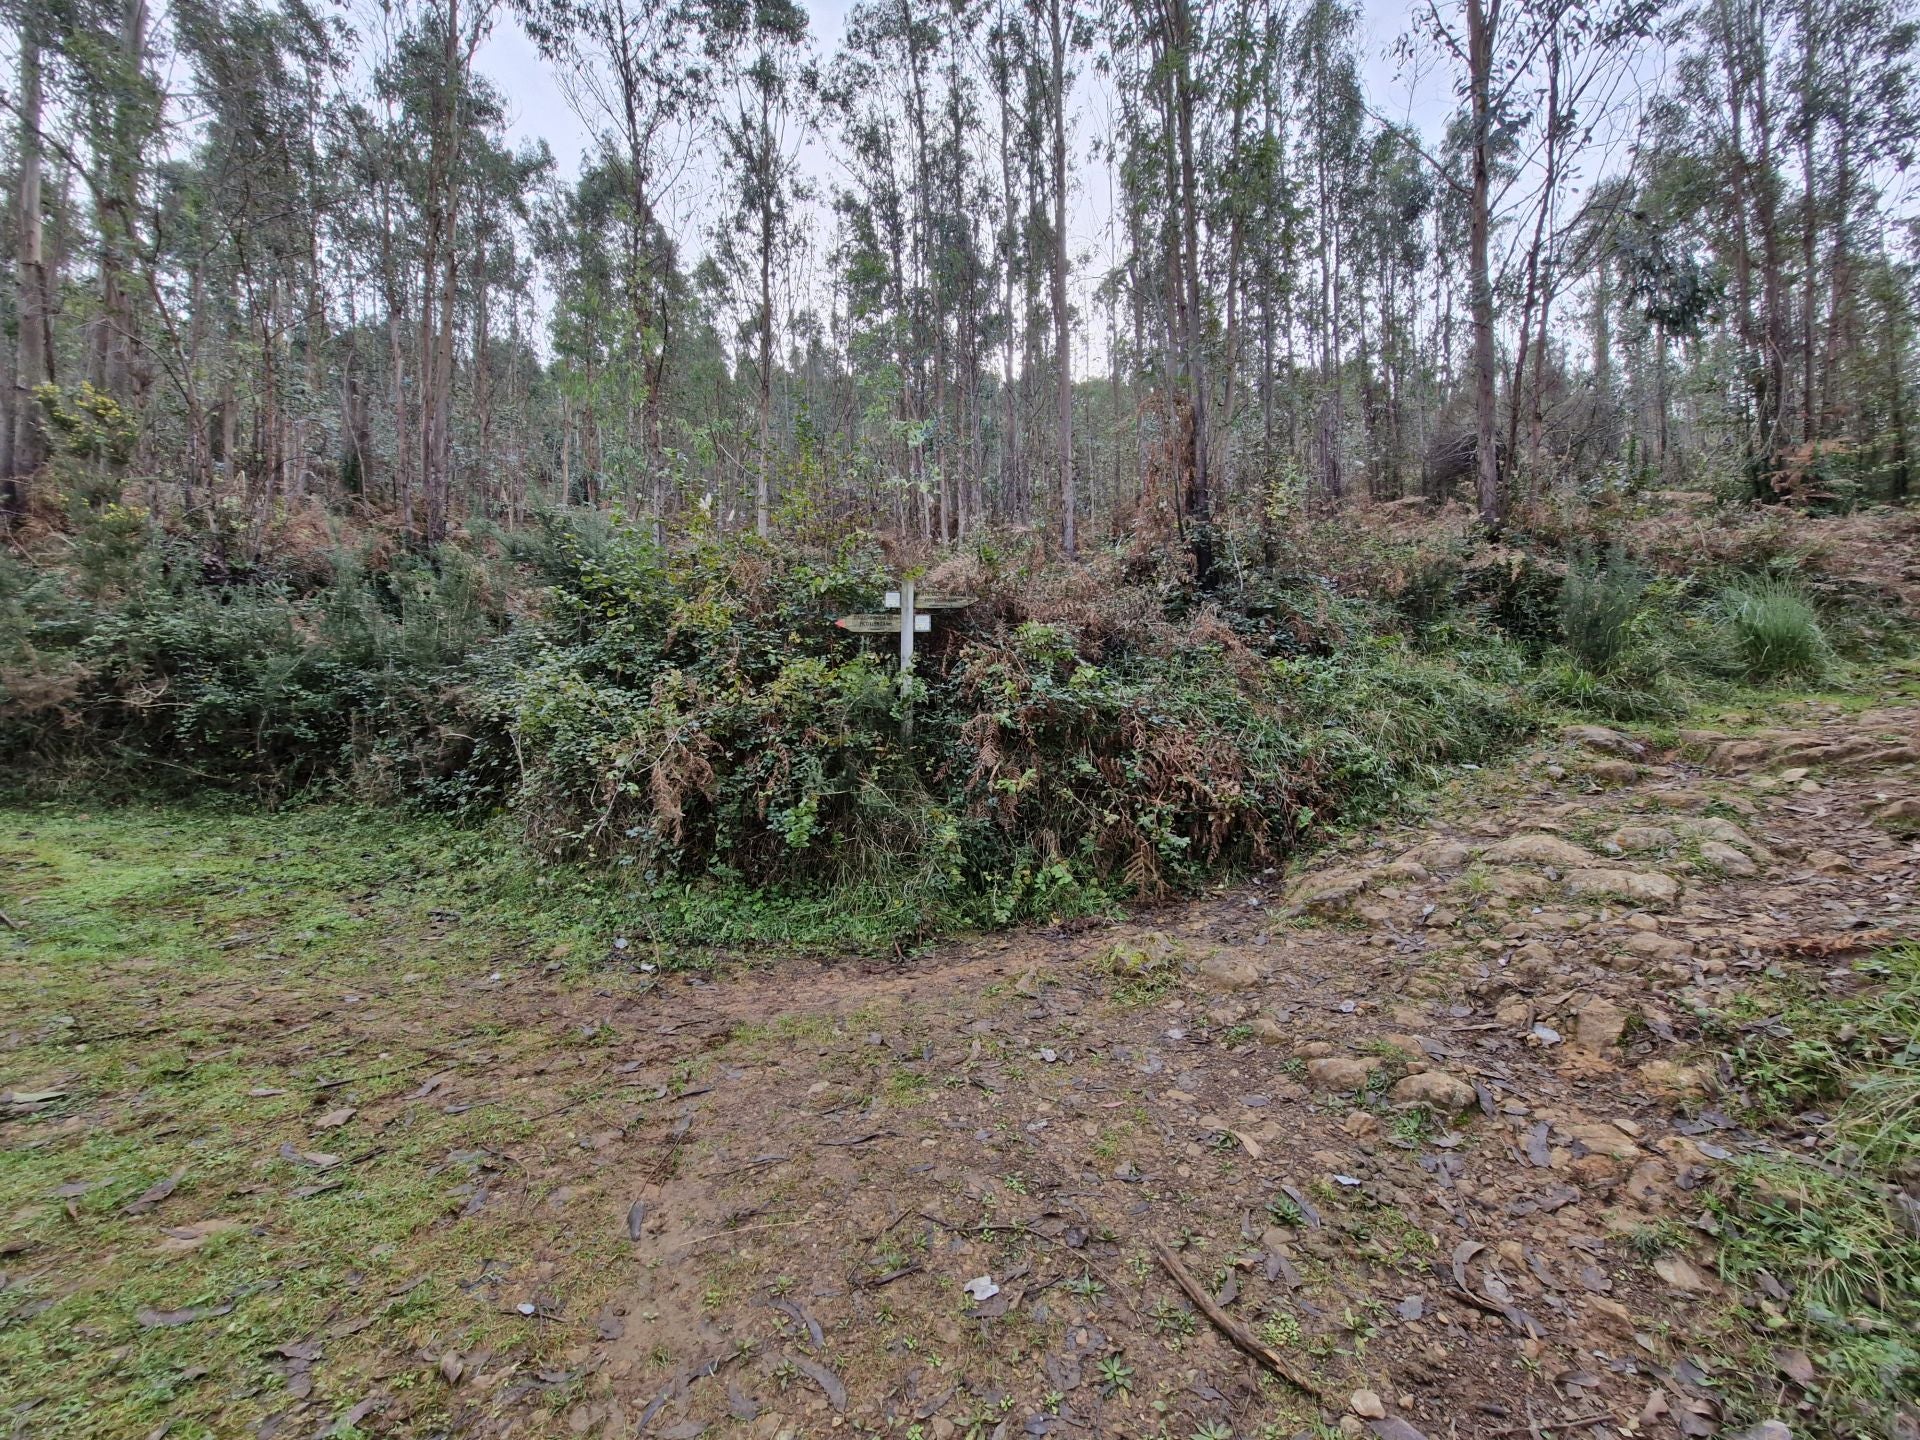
3, 515, 1549, 941
1558, 549, 1648, 672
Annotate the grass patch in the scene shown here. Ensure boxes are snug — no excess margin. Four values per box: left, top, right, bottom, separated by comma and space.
0, 802, 661, 1438
1707, 944, 1920, 1436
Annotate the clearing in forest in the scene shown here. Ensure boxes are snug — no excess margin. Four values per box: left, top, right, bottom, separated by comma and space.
4, 683, 1918, 1440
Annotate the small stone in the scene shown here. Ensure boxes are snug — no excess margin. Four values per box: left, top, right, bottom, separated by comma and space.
1563, 724, 1645, 758
1388, 1071, 1475, 1112
1306, 1056, 1382, 1092
1350, 1390, 1387, 1420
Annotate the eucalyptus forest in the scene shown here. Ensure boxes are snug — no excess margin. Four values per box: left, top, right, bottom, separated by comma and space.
3, 0, 1920, 1437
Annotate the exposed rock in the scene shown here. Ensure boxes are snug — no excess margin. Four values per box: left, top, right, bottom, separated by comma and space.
1463, 867, 1551, 901
1563, 724, 1645, 759
1306, 1056, 1382, 1092
1349, 1390, 1387, 1421
1481, 833, 1594, 868
1494, 997, 1533, 1026
1653, 1254, 1718, 1293
1712, 738, 1777, 772
1194, 950, 1261, 992
1872, 796, 1920, 830
1388, 1070, 1475, 1112
1585, 1296, 1637, 1337
1622, 931, 1694, 963
1696, 839, 1758, 877
1608, 824, 1676, 853
1402, 839, 1475, 872
1638, 1059, 1710, 1097
1563, 1121, 1641, 1160
1685, 816, 1763, 853
1572, 996, 1629, 1052
1566, 868, 1680, 906
1626, 1159, 1671, 1209
1292, 868, 1373, 915
1806, 849, 1856, 875
1585, 759, 1641, 786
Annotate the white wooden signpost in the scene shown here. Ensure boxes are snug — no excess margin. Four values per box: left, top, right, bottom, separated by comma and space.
833, 580, 974, 741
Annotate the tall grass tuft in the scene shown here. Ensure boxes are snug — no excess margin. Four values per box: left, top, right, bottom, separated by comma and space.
1718, 577, 1831, 680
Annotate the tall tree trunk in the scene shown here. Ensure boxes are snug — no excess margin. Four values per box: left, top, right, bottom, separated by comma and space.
1467, 0, 1502, 527
1047, 0, 1074, 558
5, 20, 50, 523
1164, 0, 1214, 579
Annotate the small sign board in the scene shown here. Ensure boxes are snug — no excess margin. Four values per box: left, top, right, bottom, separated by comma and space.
885, 591, 976, 611
835, 612, 932, 634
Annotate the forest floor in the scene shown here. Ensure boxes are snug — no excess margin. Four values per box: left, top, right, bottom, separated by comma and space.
4, 675, 1919, 1440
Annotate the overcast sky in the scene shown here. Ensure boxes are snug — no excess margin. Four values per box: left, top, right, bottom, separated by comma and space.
471, 0, 1455, 369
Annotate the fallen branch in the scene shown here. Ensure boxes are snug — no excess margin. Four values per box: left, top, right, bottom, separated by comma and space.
1150, 1238, 1324, 1402
1483, 1413, 1613, 1437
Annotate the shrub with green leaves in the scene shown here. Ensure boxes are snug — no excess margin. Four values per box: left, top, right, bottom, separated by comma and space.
1558, 548, 1648, 672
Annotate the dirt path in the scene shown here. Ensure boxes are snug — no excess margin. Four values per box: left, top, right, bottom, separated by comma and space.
4, 690, 1917, 1439
430, 693, 1919, 1439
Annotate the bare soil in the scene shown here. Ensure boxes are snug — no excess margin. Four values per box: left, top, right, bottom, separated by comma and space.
4, 687, 1918, 1440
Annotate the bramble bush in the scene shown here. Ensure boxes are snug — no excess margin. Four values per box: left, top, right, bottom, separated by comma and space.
0, 502, 1889, 944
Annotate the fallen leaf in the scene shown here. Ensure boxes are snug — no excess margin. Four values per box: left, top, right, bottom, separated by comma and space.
123, 1168, 187, 1216
1654, 1254, 1716, 1293
278, 1143, 340, 1169
137, 1301, 236, 1328
788, 1354, 846, 1412
1773, 1348, 1815, 1386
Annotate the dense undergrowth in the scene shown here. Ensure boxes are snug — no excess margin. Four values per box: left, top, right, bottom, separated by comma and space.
0, 497, 1906, 946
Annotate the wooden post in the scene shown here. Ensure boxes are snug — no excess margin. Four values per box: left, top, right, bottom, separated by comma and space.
898, 578, 915, 744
